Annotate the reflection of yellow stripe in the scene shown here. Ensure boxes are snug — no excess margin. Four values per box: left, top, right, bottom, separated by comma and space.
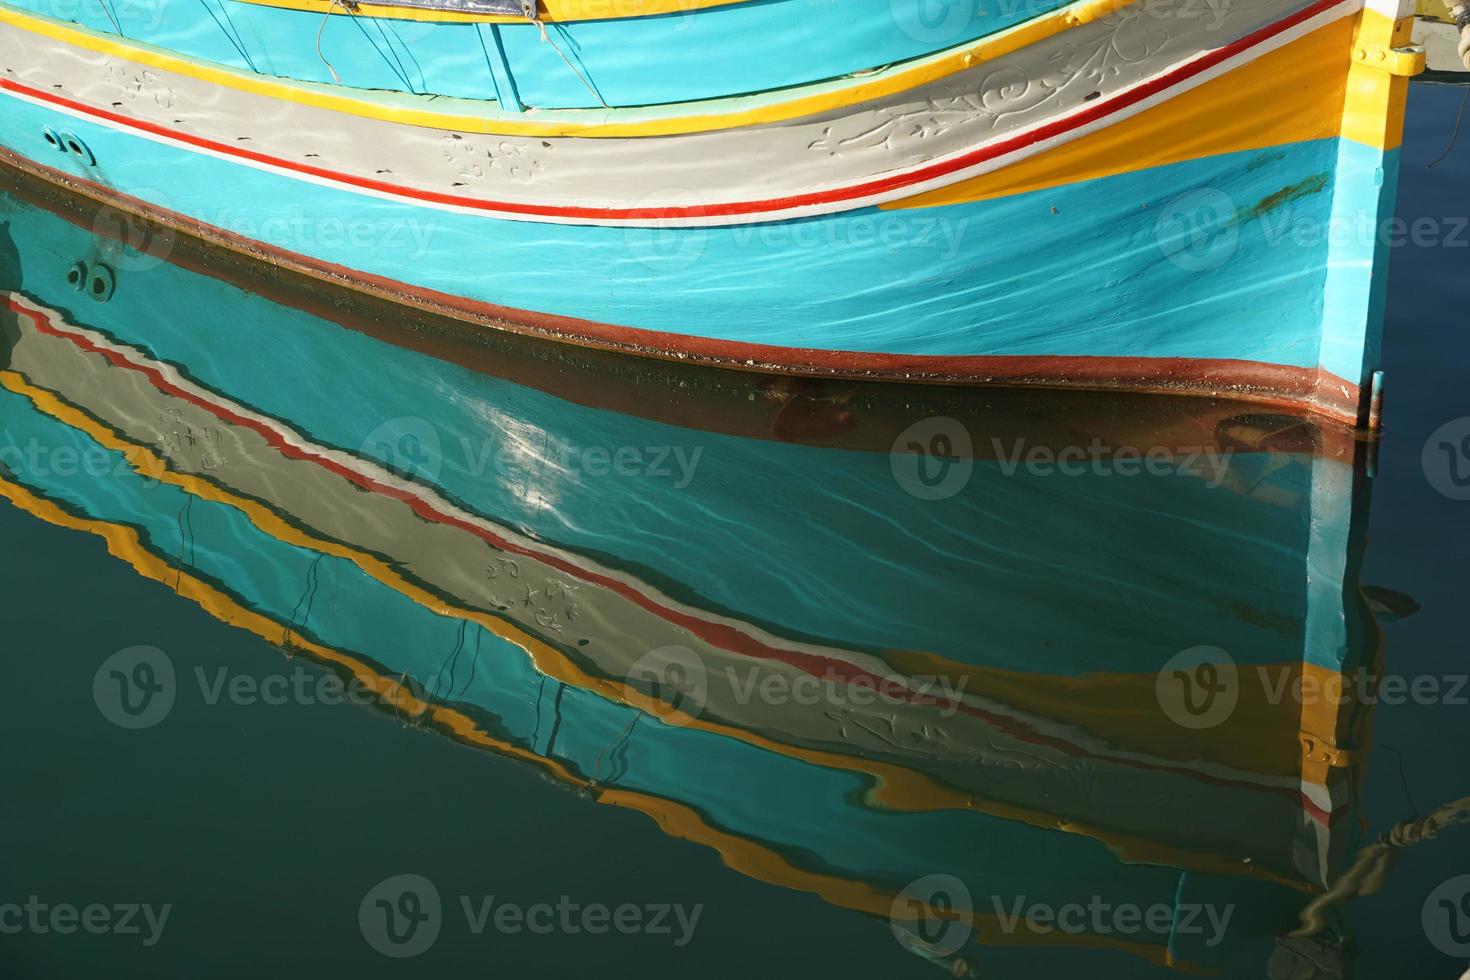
0, 462, 588, 781
0, 470, 1232, 969
0, 0, 1135, 137
888, 17, 1356, 210
237, 0, 744, 23
882, 651, 1367, 790
0, 362, 1317, 888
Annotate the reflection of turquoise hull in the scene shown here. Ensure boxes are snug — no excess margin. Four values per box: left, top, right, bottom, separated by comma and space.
0, 378, 1348, 972
0, 184, 1381, 972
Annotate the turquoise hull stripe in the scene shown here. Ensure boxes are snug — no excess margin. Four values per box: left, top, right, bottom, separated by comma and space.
0, 90, 1362, 371
1320, 137, 1400, 383
0, 0, 1075, 108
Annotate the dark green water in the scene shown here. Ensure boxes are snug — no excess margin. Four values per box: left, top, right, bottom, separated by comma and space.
0, 84, 1468, 980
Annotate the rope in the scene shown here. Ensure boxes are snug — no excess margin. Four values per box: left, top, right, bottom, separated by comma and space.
316, 0, 345, 84
1291, 795, 1470, 937
97, 0, 124, 37
1428, 86, 1470, 171
527, 16, 609, 109
200, 0, 260, 72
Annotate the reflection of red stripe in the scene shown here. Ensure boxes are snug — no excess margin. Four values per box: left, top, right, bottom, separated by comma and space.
0, 0, 1346, 221
11, 296, 1339, 818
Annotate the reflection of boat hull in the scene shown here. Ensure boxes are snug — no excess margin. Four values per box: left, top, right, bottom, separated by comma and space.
0, 320, 1360, 973
0, 177, 1385, 971
0, 292, 1362, 879
0, 0, 1425, 422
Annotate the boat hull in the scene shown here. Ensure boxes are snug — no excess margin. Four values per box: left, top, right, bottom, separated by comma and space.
0, 0, 1423, 422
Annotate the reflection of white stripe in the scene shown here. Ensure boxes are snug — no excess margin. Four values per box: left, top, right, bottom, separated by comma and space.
10, 291, 1341, 805
1, 0, 1360, 228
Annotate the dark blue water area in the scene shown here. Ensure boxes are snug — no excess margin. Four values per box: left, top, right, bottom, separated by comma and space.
0, 85, 1467, 980
1352, 81, 1470, 980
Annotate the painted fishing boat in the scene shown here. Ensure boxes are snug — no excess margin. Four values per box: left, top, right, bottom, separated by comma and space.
0, 0, 1458, 427
0, 181, 1388, 974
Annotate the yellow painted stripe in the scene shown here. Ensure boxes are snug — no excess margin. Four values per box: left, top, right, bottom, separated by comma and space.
0, 0, 1138, 137
237, 0, 747, 23
886, 16, 1358, 210
0, 361, 1320, 888
1341, 9, 1416, 150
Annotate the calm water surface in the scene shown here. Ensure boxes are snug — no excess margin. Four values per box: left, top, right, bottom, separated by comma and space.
1, 85, 1468, 980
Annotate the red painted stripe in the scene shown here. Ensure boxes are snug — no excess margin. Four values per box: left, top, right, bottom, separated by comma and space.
0, 0, 1346, 221
11, 296, 1341, 811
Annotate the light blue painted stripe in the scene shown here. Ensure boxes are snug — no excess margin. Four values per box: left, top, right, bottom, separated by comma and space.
0, 0, 1076, 108
0, 89, 1361, 371
477, 22, 523, 112
1319, 138, 1399, 385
